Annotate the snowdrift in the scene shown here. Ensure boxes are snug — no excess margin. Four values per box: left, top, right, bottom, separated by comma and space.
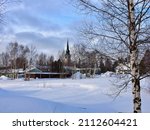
0, 75, 9, 80
0, 88, 85, 113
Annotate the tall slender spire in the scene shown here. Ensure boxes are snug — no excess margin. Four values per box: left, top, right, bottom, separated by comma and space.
66, 39, 70, 55
65, 39, 71, 66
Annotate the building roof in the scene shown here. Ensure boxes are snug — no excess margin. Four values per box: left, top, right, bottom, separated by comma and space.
25, 65, 42, 73
27, 68, 42, 73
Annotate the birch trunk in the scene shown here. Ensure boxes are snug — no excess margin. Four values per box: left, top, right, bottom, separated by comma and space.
130, 49, 141, 113
128, 0, 141, 113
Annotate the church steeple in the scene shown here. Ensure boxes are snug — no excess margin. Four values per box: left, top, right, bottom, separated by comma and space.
66, 39, 70, 55
65, 39, 71, 66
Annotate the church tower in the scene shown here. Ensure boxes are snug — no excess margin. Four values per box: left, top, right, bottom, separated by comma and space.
65, 40, 71, 66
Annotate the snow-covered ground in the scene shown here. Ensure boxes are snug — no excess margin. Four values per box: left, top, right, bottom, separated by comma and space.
0, 74, 149, 113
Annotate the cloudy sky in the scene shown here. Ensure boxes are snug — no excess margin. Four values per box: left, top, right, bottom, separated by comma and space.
0, 0, 84, 57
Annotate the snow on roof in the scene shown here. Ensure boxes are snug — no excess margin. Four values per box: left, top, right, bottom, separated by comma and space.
25, 65, 42, 73
28, 68, 42, 73
11, 69, 24, 73
116, 63, 130, 70
0, 68, 24, 73
26, 72, 68, 75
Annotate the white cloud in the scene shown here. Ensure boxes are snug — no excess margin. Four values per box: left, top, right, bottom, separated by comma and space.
0, 0, 82, 57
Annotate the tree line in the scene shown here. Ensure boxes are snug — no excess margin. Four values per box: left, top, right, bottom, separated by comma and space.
0, 42, 66, 78
71, 43, 150, 75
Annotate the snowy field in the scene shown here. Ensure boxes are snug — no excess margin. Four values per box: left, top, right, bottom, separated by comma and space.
0, 74, 149, 113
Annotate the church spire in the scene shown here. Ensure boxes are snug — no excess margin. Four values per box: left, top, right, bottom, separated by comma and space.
66, 39, 70, 55
65, 39, 71, 66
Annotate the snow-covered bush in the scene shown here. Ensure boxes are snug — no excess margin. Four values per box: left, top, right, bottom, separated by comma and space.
72, 72, 86, 79
0, 75, 9, 80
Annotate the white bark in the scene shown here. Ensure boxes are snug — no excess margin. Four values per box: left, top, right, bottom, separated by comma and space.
128, 0, 141, 113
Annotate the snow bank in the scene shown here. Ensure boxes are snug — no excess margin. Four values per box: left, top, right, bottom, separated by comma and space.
101, 71, 114, 77
72, 71, 86, 79
0, 75, 9, 80
0, 76, 149, 113
0, 88, 116, 113
0, 89, 85, 113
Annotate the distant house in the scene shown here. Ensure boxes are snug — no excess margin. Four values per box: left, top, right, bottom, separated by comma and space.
115, 63, 130, 74
0, 66, 24, 79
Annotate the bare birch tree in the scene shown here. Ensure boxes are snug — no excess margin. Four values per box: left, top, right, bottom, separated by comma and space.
74, 0, 150, 112
28, 45, 38, 67
7, 42, 19, 79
